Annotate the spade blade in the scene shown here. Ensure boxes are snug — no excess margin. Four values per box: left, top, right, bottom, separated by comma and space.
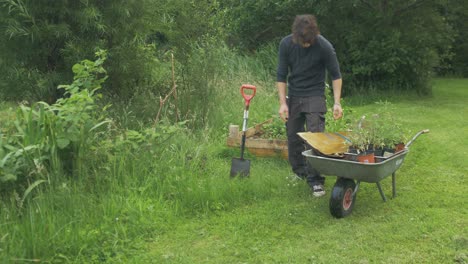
230, 158, 250, 177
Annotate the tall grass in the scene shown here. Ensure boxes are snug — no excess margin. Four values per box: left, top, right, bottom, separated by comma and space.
0, 123, 293, 262
202, 43, 280, 138
0, 44, 286, 262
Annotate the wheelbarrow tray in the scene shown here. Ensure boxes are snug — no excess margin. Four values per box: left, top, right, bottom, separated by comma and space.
302, 149, 409, 183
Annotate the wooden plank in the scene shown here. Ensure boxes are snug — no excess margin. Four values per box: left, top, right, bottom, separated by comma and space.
227, 137, 288, 159
227, 119, 287, 159
227, 137, 287, 148
229, 118, 274, 139
248, 147, 288, 160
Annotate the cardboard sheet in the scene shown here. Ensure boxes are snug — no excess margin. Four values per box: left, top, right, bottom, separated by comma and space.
298, 132, 351, 155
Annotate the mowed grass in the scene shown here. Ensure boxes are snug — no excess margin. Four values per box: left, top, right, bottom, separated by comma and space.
143, 79, 467, 264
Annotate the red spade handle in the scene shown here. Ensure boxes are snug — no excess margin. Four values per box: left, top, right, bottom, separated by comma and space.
241, 84, 256, 106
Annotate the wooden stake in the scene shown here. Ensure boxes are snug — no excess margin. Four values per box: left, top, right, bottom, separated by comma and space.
155, 52, 177, 125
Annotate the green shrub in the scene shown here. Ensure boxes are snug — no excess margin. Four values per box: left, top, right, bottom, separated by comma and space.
0, 50, 110, 196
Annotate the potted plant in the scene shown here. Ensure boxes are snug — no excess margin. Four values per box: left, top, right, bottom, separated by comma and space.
346, 102, 411, 161
366, 113, 388, 156
368, 103, 410, 156
346, 116, 375, 163
381, 126, 410, 154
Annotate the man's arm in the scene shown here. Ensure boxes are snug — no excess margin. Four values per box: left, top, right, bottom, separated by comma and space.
320, 38, 343, 120
277, 82, 288, 121
332, 78, 343, 120
276, 37, 289, 122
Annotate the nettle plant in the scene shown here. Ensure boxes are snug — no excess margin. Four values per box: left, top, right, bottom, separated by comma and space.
0, 50, 110, 196
48, 50, 112, 176
52, 50, 109, 150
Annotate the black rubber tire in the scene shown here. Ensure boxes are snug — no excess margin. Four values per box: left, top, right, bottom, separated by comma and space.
329, 178, 357, 218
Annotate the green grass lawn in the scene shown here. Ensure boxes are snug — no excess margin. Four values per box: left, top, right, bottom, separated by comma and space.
0, 79, 466, 263
142, 79, 467, 263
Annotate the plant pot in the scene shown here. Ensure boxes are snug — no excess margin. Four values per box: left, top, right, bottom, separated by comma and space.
383, 147, 395, 153
395, 143, 405, 152
374, 156, 387, 163
373, 147, 384, 157
382, 147, 395, 157
344, 153, 358, 161
347, 146, 359, 154
356, 152, 375, 163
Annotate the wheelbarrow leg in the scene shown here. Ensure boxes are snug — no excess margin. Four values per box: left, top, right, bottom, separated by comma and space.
392, 172, 396, 198
352, 180, 361, 197
376, 182, 387, 202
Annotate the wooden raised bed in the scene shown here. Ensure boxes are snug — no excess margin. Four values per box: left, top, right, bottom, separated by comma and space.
226, 119, 288, 159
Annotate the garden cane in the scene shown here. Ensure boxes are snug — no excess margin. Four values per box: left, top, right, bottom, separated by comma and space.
230, 84, 256, 177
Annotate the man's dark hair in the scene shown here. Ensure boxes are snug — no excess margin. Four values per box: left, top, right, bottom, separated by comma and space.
292, 15, 320, 45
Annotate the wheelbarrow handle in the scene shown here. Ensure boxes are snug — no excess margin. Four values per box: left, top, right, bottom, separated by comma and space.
241, 84, 256, 106
405, 129, 430, 148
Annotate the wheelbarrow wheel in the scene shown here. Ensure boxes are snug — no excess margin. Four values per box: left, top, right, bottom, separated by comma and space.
329, 178, 357, 218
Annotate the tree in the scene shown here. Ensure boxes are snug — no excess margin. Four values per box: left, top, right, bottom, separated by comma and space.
219, 0, 319, 49
436, 0, 468, 76
320, 0, 453, 95
0, 0, 220, 106
220, 0, 456, 95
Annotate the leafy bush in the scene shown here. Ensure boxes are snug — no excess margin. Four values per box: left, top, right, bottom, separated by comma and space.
0, 49, 191, 208
0, 50, 110, 195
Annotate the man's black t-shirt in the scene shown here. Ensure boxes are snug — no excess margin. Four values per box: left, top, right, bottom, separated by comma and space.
276, 34, 341, 97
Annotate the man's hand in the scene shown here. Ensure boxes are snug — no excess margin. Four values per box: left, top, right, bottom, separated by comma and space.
277, 82, 288, 121
279, 103, 289, 121
331, 78, 343, 120
333, 104, 343, 120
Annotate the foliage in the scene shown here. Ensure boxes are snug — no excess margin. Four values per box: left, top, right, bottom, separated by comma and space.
175, 41, 277, 131
0, 0, 218, 103
220, 0, 459, 95
346, 101, 411, 153
346, 116, 370, 153
0, 51, 110, 196
322, 0, 453, 95
218, 0, 323, 50
371, 101, 411, 147
0, 50, 192, 196
325, 85, 354, 133
176, 37, 222, 128
262, 118, 286, 139
436, 0, 468, 77
0, 78, 465, 263
0, 0, 141, 100
0, 1, 466, 261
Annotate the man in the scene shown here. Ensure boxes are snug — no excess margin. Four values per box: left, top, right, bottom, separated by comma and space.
277, 14, 343, 197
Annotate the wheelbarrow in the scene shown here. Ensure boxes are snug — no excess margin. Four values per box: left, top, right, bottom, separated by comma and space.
302, 129, 429, 218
